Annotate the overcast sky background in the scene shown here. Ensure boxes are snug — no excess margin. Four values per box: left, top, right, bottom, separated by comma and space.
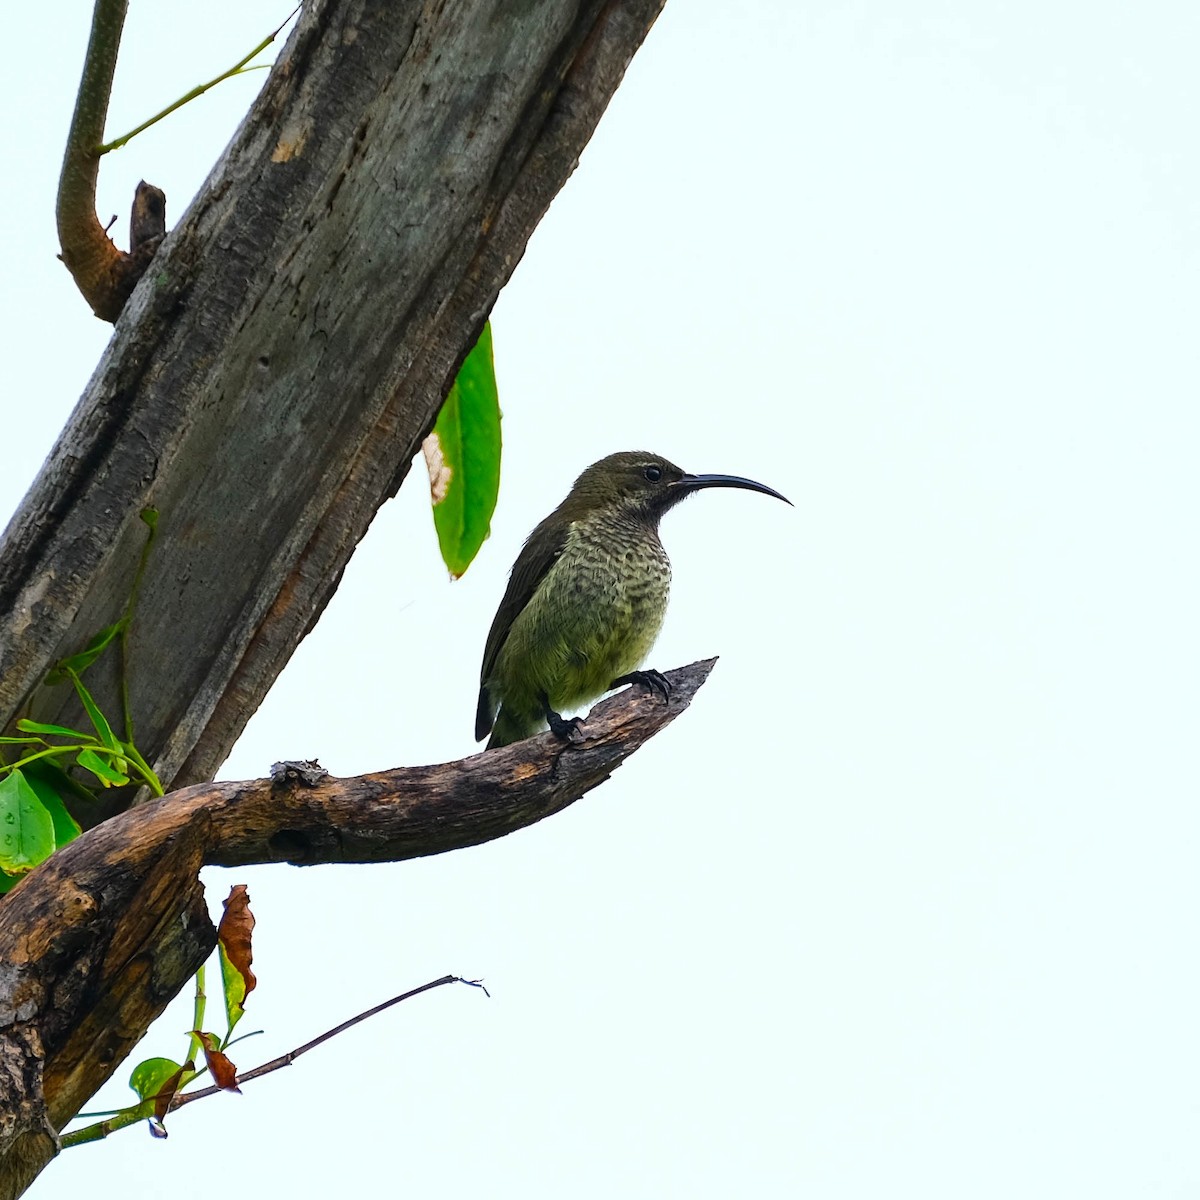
5, 1, 1200, 1196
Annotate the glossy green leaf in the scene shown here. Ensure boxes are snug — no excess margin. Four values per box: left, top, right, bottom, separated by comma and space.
23, 758, 102, 806
15, 718, 90, 739
45, 620, 124, 684
23, 772, 82, 849
76, 747, 129, 788
0, 770, 56, 874
129, 1056, 184, 1107
68, 670, 121, 752
424, 323, 501, 579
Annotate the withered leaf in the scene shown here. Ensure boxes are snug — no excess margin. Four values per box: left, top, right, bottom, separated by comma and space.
218, 883, 257, 1034
153, 1060, 192, 1124
194, 1030, 242, 1093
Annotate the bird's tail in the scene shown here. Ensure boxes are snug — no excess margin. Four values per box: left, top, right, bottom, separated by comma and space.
485, 705, 544, 750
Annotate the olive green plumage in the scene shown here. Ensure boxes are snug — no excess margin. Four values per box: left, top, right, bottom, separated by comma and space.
476, 451, 791, 749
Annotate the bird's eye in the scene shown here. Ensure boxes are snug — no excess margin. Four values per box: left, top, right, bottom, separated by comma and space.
643, 464, 663, 482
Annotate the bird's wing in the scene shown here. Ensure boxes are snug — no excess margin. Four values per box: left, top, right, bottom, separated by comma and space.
475, 515, 571, 741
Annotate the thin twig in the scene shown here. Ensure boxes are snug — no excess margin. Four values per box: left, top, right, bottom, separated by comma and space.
173, 975, 488, 1108
97, 3, 301, 155
60, 975, 486, 1145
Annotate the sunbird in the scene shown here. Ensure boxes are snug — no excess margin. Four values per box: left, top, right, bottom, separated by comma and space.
476, 451, 791, 749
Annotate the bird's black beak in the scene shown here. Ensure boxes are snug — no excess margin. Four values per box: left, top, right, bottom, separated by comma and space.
673, 473, 793, 506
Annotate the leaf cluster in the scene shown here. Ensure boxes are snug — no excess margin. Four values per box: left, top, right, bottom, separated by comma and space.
0, 512, 163, 890
0, 659, 163, 893
67, 885, 259, 1145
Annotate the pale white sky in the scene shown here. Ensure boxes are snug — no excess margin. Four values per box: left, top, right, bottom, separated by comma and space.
5, 2, 1200, 1197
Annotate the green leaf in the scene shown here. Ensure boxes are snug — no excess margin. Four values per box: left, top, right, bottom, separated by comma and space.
68, 670, 121, 752
15, 718, 90, 739
0, 871, 21, 894
22, 772, 81, 849
423, 323, 501, 579
23, 758, 101, 806
45, 620, 124, 684
130, 1054, 193, 1131
0, 736, 45, 745
129, 1056, 183, 1104
0, 770, 56, 874
219, 945, 244, 1036
76, 747, 129, 788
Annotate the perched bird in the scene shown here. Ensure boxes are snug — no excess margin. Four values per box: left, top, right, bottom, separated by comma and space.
476, 451, 791, 749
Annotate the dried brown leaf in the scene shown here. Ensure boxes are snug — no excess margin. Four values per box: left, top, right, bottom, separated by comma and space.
154, 1060, 192, 1123
217, 883, 257, 1000
195, 1031, 242, 1093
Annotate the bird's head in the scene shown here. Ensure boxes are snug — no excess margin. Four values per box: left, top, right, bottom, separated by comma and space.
561, 450, 792, 524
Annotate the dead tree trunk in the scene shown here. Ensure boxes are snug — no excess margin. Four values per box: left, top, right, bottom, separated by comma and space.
0, 0, 664, 791
0, 0, 667, 1193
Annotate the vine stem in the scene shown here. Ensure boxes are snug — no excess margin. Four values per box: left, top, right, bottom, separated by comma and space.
119, 509, 159, 749
96, 4, 301, 155
186, 964, 207, 1068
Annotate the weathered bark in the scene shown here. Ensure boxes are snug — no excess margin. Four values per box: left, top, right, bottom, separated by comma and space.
0, 661, 714, 1195
1, 0, 665, 799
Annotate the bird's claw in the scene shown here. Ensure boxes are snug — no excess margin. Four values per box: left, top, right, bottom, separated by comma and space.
546, 711, 584, 742
541, 694, 584, 743
612, 669, 671, 704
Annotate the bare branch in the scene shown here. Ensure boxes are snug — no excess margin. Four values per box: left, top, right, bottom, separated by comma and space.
55, 0, 164, 320
174, 976, 488, 1109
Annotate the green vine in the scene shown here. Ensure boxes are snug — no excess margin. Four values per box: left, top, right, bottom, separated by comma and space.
0, 508, 162, 891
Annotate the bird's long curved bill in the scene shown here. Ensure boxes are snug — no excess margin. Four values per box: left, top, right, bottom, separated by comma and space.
675, 473, 793, 506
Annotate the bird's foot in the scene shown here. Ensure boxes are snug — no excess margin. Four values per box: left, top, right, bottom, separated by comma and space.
546, 710, 584, 742
541, 695, 584, 743
611, 668, 671, 704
